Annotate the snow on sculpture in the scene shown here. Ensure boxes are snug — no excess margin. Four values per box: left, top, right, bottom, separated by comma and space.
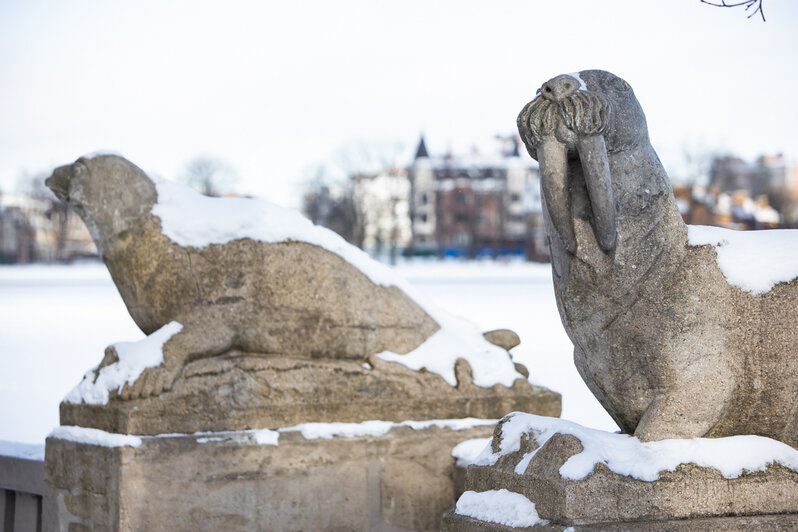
45, 155, 560, 435
517, 69, 798, 448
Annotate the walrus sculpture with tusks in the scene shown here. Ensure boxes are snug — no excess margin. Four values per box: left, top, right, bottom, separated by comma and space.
45, 155, 448, 398
518, 69, 798, 448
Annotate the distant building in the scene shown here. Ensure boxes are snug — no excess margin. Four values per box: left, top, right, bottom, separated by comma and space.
304, 135, 549, 261
351, 169, 411, 262
406, 135, 545, 259
673, 154, 794, 230
0, 193, 96, 264
302, 183, 361, 247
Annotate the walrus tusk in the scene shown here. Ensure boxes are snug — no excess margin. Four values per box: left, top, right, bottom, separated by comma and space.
538, 137, 577, 254
577, 135, 616, 253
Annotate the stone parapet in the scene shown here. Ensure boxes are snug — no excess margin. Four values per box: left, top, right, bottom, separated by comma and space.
46, 422, 497, 531
61, 354, 560, 436
442, 414, 798, 530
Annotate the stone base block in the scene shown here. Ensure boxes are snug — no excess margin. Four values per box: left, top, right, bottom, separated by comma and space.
442, 510, 798, 531
61, 354, 561, 435
443, 414, 798, 531
45, 422, 496, 531
467, 437, 798, 525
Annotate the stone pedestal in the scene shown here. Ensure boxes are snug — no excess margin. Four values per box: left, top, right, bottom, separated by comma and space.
60, 354, 559, 436
442, 414, 798, 531
47, 423, 494, 531
444, 512, 798, 531
46, 346, 561, 530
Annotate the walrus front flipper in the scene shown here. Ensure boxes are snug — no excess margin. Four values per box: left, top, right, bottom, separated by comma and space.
120, 319, 237, 400
121, 366, 182, 399
633, 355, 735, 441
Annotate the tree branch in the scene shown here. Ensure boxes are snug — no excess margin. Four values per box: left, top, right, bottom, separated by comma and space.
700, 0, 765, 22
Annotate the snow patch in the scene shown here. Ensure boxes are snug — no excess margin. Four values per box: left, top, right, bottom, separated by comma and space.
283, 417, 497, 441
151, 181, 524, 389
0, 440, 45, 461
567, 71, 588, 91
40, 417, 493, 451
687, 225, 798, 294
64, 322, 182, 405
403, 418, 496, 431
375, 310, 522, 388
455, 489, 543, 528
452, 438, 492, 467
253, 429, 280, 446
195, 436, 227, 443
474, 413, 798, 481
153, 181, 403, 288
286, 420, 394, 440
49, 426, 142, 448
80, 150, 125, 159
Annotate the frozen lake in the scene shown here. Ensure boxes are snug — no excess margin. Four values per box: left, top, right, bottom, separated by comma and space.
0, 260, 616, 444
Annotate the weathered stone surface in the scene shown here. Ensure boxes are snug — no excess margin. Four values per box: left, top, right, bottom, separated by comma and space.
443, 420, 798, 530
60, 353, 561, 435
469, 434, 798, 523
46, 154, 558, 434
43, 155, 563, 530
443, 511, 798, 531
46, 155, 440, 399
517, 70, 798, 446
46, 423, 494, 532
482, 330, 521, 351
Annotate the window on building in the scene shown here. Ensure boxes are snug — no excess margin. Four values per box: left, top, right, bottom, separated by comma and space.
420, 193, 428, 205
510, 193, 521, 202
454, 232, 471, 246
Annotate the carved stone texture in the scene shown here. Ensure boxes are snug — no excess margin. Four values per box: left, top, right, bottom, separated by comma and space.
46, 155, 558, 433
442, 419, 798, 530
46, 155, 437, 391
517, 70, 798, 447
60, 353, 561, 435
45, 423, 494, 532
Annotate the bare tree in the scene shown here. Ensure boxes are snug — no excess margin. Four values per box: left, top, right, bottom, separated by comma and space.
332, 140, 406, 177
680, 144, 719, 187
182, 156, 238, 197
16, 170, 51, 199
18, 171, 71, 261
302, 140, 407, 254
700, 0, 765, 21
301, 164, 364, 247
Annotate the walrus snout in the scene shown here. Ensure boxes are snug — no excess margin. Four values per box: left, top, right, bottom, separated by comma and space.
518, 72, 617, 255
540, 74, 579, 103
46, 164, 72, 202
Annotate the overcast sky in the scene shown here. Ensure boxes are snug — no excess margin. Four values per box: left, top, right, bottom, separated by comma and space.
1, 0, 797, 207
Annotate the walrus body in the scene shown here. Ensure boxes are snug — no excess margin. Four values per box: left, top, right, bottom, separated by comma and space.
518, 70, 798, 447
46, 155, 439, 396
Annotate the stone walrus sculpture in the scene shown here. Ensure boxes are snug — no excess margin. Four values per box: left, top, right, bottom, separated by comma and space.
517, 70, 798, 448
46, 155, 529, 401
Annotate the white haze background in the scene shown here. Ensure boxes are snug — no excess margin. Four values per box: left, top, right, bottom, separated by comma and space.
0, 261, 608, 444
1, 1, 798, 205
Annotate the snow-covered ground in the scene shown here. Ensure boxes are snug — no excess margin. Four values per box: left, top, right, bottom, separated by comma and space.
0, 260, 617, 445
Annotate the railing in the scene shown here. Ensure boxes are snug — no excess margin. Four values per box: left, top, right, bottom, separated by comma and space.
0, 453, 47, 532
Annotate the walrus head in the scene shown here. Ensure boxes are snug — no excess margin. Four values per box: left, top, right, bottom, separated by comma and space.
46, 155, 157, 251
517, 70, 648, 255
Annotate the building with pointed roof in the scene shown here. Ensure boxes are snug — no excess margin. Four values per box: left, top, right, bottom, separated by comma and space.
406, 135, 546, 259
